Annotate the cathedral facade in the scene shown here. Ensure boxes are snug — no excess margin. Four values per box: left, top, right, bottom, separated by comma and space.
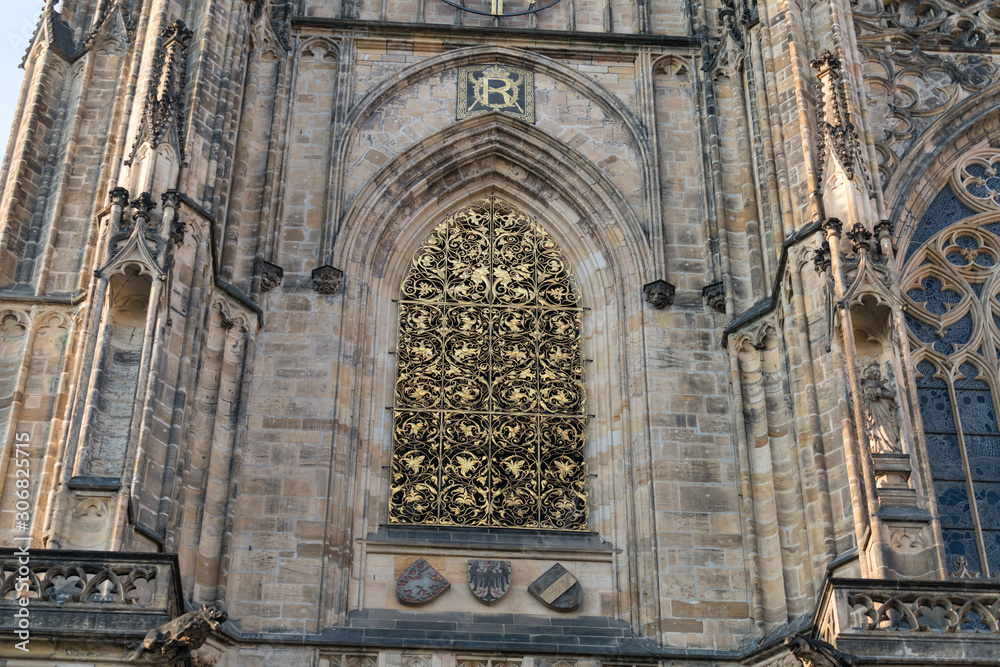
0, 0, 999, 664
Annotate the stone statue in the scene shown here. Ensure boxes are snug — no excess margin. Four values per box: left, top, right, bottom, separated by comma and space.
129, 604, 228, 665
785, 633, 857, 667
861, 362, 901, 454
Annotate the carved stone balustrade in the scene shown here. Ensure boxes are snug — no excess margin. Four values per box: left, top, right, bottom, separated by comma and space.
816, 578, 1000, 664
0, 549, 182, 640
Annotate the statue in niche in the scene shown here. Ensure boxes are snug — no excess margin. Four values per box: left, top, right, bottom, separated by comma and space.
861, 362, 902, 454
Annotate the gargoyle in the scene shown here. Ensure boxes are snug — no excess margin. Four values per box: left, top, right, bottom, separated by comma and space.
785, 633, 857, 667
130, 604, 228, 665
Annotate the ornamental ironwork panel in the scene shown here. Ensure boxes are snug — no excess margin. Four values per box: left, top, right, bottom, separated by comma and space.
390, 197, 587, 530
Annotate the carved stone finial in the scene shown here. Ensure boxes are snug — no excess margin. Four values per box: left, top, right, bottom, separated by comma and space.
822, 217, 843, 239
949, 556, 982, 579
846, 222, 874, 254
809, 49, 841, 74
259, 260, 284, 293
312, 265, 344, 295
131, 192, 157, 222
169, 219, 187, 246
860, 362, 902, 455
814, 240, 832, 273
643, 279, 676, 308
125, 19, 193, 166
702, 281, 726, 313
873, 219, 894, 240
109, 187, 131, 208
129, 604, 228, 665
785, 633, 857, 667
810, 48, 864, 184
161, 190, 182, 211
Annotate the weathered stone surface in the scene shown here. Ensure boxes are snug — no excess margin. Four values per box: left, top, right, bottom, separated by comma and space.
0, 0, 997, 664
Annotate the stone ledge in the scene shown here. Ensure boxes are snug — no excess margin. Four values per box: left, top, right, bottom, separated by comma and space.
364, 526, 616, 560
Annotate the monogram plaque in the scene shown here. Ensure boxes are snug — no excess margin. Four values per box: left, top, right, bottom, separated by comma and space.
468, 559, 511, 604
396, 558, 451, 605
457, 65, 535, 123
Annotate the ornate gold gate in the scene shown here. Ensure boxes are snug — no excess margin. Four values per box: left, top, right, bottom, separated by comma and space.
389, 197, 588, 530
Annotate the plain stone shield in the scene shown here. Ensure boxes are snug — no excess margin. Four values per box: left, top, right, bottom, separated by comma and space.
528, 563, 582, 612
396, 558, 451, 605
467, 559, 511, 604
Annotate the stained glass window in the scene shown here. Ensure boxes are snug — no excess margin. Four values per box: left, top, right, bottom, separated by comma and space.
389, 197, 588, 530
903, 205, 1000, 576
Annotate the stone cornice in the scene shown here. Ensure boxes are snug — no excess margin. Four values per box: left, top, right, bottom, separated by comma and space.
291, 17, 700, 51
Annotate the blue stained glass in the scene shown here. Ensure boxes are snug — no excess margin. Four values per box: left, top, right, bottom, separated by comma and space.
918, 387, 957, 432
916, 361, 946, 387
965, 435, 1000, 481
970, 283, 984, 297
983, 530, 1000, 573
947, 251, 969, 266
973, 482, 1000, 530
944, 529, 983, 575
936, 480, 974, 528
975, 252, 996, 267
956, 389, 998, 435
964, 164, 1000, 203
906, 276, 963, 315
985, 222, 1000, 238
955, 363, 989, 389
906, 313, 940, 346
905, 186, 978, 262
926, 433, 965, 480
956, 234, 979, 249
936, 313, 973, 355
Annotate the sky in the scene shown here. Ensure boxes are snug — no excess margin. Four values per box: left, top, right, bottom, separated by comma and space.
1, 2, 48, 158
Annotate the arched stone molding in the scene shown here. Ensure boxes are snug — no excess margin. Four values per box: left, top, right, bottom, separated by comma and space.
296, 35, 340, 64
651, 54, 693, 80
333, 114, 653, 281
886, 84, 1000, 255
326, 45, 656, 257
322, 119, 660, 635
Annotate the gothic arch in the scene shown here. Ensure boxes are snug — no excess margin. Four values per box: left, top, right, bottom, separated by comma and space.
888, 85, 1000, 252
333, 113, 652, 286
324, 119, 657, 628
900, 196, 1000, 577
330, 45, 655, 230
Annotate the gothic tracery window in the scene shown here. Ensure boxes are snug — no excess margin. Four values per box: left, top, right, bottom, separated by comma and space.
389, 197, 588, 530
902, 202, 1000, 576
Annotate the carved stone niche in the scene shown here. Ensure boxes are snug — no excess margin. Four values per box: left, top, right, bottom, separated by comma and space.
851, 297, 910, 467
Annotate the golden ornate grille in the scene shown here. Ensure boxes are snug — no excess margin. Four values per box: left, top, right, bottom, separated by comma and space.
389, 197, 588, 530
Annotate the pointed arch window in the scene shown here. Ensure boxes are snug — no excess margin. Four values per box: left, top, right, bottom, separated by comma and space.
389, 197, 588, 531
902, 212, 1000, 576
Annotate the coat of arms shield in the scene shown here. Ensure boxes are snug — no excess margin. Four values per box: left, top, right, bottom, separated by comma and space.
396, 558, 451, 605
467, 559, 511, 604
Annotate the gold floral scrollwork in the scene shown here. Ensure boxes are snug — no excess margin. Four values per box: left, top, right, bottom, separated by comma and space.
390, 197, 588, 530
